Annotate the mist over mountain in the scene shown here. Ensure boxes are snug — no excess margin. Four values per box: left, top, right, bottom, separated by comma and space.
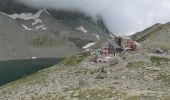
14, 0, 170, 35
0, 0, 37, 14
0, 0, 170, 60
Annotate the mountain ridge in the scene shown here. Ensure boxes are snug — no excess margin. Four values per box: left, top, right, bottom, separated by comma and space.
0, 0, 111, 60
131, 22, 170, 53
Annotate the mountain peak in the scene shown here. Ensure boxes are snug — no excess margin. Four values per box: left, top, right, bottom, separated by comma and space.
0, 1, 111, 60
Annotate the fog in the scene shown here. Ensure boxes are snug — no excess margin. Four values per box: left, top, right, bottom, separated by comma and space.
16, 0, 170, 36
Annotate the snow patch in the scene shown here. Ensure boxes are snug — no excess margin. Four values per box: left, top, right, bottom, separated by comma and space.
44, 8, 51, 15
59, 20, 63, 22
32, 19, 42, 25
32, 57, 37, 59
0, 11, 9, 16
93, 33, 101, 40
8, 10, 48, 31
76, 26, 88, 33
109, 33, 115, 38
9, 10, 43, 20
36, 25, 47, 30
21, 24, 33, 31
83, 42, 96, 49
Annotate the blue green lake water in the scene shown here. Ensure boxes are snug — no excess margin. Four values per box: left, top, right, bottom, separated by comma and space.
0, 58, 63, 86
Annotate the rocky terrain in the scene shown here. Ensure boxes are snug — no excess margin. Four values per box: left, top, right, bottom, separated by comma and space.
0, 0, 110, 60
131, 23, 170, 53
1, 0, 170, 100
1, 51, 170, 100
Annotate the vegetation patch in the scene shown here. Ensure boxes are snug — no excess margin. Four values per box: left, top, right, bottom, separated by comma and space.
69, 38, 93, 48
91, 40, 105, 49
127, 61, 145, 69
30, 35, 55, 47
28, 34, 59, 47
124, 95, 160, 100
31, 93, 65, 100
150, 56, 170, 65
59, 54, 88, 66
158, 45, 170, 54
157, 72, 170, 86
71, 88, 122, 100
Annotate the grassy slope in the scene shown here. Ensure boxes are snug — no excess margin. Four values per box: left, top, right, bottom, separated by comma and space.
131, 23, 170, 53
0, 54, 86, 88
1, 54, 170, 99
131, 23, 162, 42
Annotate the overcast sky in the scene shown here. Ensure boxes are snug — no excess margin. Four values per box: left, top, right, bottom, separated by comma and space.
17, 0, 170, 36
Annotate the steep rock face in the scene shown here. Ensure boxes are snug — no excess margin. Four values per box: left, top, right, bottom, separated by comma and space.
131, 23, 170, 53
0, 0, 37, 14
0, 12, 31, 60
0, 10, 88, 60
48, 9, 110, 37
0, 0, 110, 60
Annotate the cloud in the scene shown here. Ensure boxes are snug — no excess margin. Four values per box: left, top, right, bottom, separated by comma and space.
16, 0, 170, 36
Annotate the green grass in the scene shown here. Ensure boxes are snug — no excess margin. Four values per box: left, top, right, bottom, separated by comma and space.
90, 40, 105, 49
31, 35, 54, 47
124, 96, 160, 100
127, 61, 145, 69
124, 95, 170, 100
150, 56, 170, 65
71, 88, 122, 100
31, 92, 65, 100
59, 54, 88, 66
157, 72, 170, 86
159, 45, 170, 53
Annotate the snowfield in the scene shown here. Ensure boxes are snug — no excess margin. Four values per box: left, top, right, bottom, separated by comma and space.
83, 42, 96, 49
8, 10, 43, 21
92, 33, 101, 40
76, 26, 88, 33
8, 10, 47, 31
21, 24, 33, 31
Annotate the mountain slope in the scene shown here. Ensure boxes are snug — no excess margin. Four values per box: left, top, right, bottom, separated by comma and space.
0, 12, 32, 60
0, 0, 38, 14
1, 53, 170, 99
0, 0, 110, 60
131, 23, 170, 53
48, 10, 110, 37
0, 10, 96, 60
